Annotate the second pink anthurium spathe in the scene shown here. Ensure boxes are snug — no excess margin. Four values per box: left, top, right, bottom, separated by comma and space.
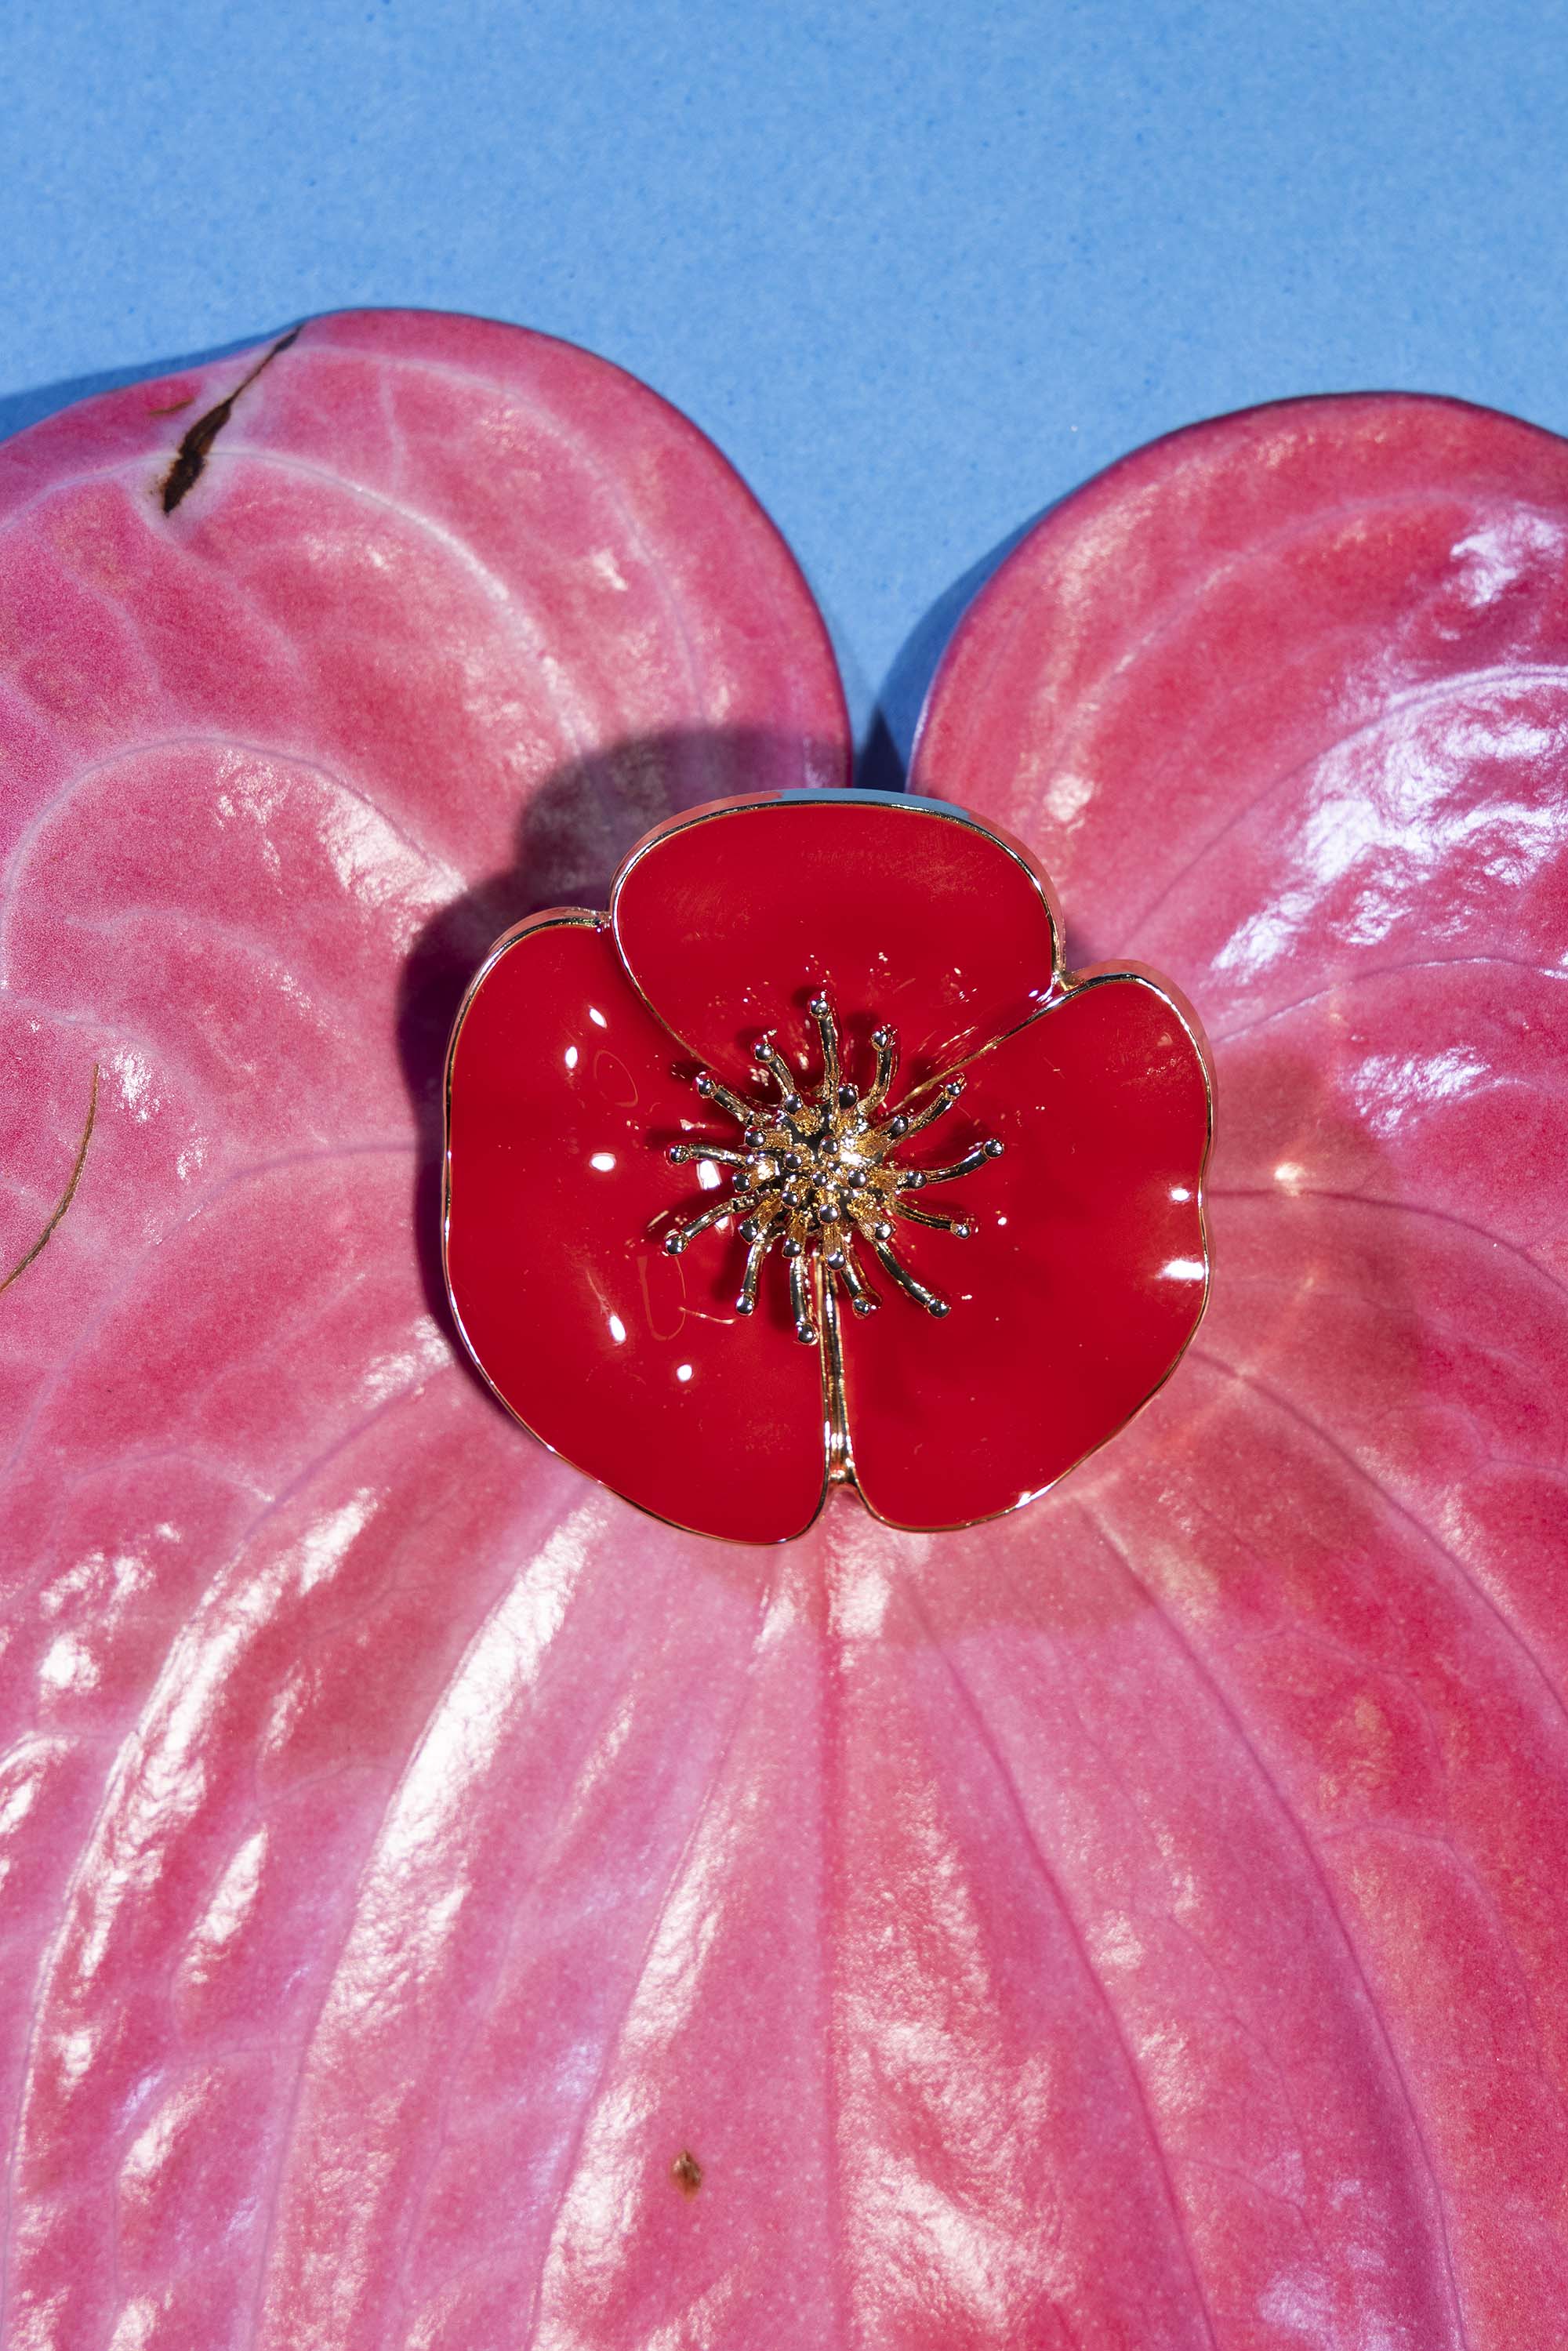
442, 787, 1214, 1540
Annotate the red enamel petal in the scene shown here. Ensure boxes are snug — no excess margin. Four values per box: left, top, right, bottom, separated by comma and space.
841, 974, 1210, 1529
611, 790, 1058, 1090
913, 393, 1568, 2340
445, 915, 826, 1541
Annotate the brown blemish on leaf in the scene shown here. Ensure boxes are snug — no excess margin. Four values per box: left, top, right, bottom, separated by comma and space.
670, 2149, 703, 2198
2, 1062, 98, 1296
146, 395, 196, 418
160, 325, 301, 515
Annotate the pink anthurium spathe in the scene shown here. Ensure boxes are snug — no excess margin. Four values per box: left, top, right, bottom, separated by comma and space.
2, 324, 1566, 2349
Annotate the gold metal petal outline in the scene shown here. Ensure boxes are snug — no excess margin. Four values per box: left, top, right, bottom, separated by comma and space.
440, 904, 834, 1547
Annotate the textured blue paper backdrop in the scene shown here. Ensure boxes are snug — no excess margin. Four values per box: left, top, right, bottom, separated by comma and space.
2, 0, 1562, 764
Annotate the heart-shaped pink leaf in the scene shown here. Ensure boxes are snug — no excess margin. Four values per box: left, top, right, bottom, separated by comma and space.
912, 393, 1568, 2346
4, 326, 1566, 2349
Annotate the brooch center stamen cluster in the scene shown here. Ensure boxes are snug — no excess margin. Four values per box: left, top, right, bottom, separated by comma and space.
661, 992, 1002, 1344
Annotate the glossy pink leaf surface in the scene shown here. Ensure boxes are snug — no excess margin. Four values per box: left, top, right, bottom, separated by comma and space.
3, 328, 1567, 2349
913, 394, 1568, 2347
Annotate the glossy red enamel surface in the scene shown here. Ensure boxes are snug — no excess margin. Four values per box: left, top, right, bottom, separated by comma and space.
612, 791, 1058, 1090
445, 916, 828, 1542
841, 975, 1210, 1528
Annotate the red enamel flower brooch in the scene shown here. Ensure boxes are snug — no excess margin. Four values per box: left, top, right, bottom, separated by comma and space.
442, 790, 1214, 1542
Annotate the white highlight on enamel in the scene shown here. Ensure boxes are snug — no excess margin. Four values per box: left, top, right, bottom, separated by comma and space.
675, 1362, 693, 1383
1170, 1184, 1192, 1202
589, 1151, 616, 1172
587, 1006, 608, 1029
1159, 1257, 1207, 1282
564, 1044, 579, 1070
607, 1314, 627, 1344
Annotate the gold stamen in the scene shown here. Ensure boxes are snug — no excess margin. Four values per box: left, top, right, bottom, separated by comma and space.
818, 1264, 853, 1481
736, 1224, 775, 1313
898, 1137, 1000, 1186
657, 1009, 993, 1338
808, 992, 840, 1102
669, 1142, 750, 1169
833, 1239, 880, 1314
753, 1037, 802, 1107
869, 1232, 949, 1316
738, 1189, 784, 1241
693, 1068, 757, 1122
880, 1076, 965, 1147
662, 1195, 735, 1254
893, 1199, 977, 1237
863, 1023, 898, 1112
788, 1249, 818, 1344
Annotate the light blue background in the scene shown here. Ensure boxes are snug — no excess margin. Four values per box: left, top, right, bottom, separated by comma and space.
2, 0, 1563, 771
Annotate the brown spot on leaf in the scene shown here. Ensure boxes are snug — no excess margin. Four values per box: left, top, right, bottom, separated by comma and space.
160, 325, 301, 514
670, 2149, 703, 2198
2, 1062, 98, 1297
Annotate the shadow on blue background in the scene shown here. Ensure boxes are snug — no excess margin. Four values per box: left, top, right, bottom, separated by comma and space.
0, 336, 276, 444
855, 517, 1045, 789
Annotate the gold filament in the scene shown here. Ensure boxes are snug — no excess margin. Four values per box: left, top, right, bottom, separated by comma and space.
661, 996, 1002, 1346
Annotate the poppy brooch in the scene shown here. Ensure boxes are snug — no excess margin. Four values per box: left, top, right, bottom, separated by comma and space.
442, 789, 1214, 1542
